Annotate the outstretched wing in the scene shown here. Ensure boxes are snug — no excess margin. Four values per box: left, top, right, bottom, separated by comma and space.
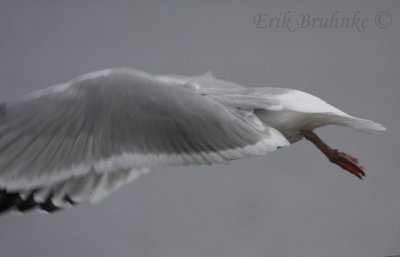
0, 68, 289, 213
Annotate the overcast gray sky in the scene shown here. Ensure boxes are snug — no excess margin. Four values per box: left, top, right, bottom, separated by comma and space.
0, 1, 399, 257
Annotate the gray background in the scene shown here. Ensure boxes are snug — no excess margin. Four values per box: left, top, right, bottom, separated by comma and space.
0, 1, 399, 257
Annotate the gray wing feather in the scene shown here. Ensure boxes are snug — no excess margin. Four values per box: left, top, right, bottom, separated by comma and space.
0, 68, 289, 192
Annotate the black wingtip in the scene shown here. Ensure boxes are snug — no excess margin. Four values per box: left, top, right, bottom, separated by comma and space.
16, 193, 38, 212
0, 190, 21, 214
0, 189, 68, 215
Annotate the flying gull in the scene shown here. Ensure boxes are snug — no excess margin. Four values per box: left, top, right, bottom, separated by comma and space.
0, 68, 386, 213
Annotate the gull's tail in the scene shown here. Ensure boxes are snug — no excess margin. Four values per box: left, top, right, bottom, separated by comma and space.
325, 115, 386, 133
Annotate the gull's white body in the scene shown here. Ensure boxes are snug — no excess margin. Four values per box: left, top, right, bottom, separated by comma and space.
0, 68, 385, 212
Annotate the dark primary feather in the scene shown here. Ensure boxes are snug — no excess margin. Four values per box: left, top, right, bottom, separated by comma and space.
0, 189, 78, 214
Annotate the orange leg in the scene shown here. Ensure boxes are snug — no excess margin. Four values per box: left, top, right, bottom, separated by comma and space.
301, 129, 366, 179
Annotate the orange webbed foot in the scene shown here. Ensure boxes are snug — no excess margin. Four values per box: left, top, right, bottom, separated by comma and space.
330, 150, 366, 179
